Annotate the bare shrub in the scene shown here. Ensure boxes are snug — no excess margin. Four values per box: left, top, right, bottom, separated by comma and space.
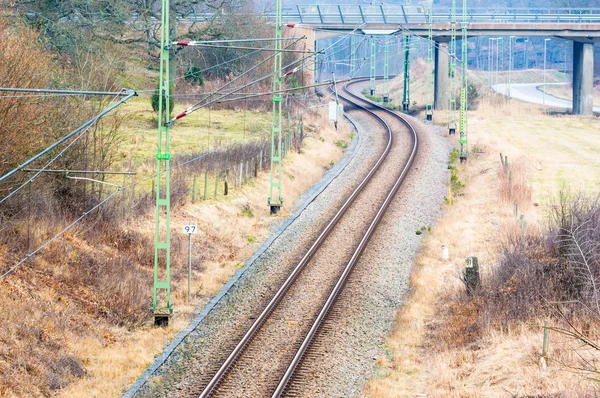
474, 192, 600, 332
497, 155, 532, 208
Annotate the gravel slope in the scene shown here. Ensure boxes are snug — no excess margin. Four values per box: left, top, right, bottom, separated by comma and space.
129, 85, 452, 397
131, 101, 387, 397
284, 83, 453, 397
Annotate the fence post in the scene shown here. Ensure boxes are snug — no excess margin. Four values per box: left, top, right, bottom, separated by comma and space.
239, 162, 243, 187
192, 175, 197, 203
233, 165, 237, 190
464, 256, 480, 296
214, 171, 219, 198
500, 152, 504, 167
514, 202, 518, 219
520, 214, 527, 242
224, 169, 229, 196
244, 161, 248, 184
539, 320, 550, 370
204, 170, 208, 200
542, 321, 550, 358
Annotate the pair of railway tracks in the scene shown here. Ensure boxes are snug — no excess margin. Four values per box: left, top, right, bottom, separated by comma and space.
196, 78, 419, 397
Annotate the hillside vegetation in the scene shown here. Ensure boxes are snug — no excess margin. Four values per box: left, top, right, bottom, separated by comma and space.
0, 1, 330, 395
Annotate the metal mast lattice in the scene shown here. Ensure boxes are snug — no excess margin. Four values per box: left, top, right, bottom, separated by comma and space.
383, 36, 390, 102
448, 0, 458, 135
425, 6, 434, 121
459, 0, 469, 161
152, 0, 173, 325
369, 36, 376, 95
268, 0, 284, 214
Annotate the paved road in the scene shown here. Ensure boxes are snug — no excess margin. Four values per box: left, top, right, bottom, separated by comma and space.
492, 82, 600, 113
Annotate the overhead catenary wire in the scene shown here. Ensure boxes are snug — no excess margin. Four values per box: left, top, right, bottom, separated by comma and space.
168, 50, 319, 124
176, 43, 311, 53
172, 36, 302, 47
0, 24, 370, 282
0, 189, 121, 280
0, 90, 137, 187
213, 78, 353, 104
0, 88, 135, 96
0, 91, 135, 206
171, 24, 365, 112
0, 127, 271, 282
182, 38, 305, 107
167, 25, 365, 116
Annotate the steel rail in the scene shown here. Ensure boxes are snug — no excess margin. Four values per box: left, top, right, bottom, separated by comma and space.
272, 80, 419, 397
198, 78, 396, 398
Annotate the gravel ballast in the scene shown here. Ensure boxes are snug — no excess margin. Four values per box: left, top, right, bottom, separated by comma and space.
129, 100, 388, 397
285, 83, 453, 397
128, 83, 452, 397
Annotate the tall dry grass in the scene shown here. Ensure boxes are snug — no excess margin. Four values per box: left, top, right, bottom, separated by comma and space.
0, 99, 352, 397
365, 91, 599, 396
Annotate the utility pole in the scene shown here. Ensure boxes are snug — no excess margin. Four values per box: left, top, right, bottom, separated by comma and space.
496, 38, 500, 87
152, 0, 173, 326
509, 36, 515, 97
370, 36, 376, 95
523, 38, 529, 84
383, 36, 390, 102
459, 0, 469, 162
448, 0, 457, 134
425, 5, 434, 121
268, 0, 284, 214
402, 0, 411, 111
488, 38, 493, 87
402, 34, 411, 111
543, 38, 550, 106
499, 37, 504, 88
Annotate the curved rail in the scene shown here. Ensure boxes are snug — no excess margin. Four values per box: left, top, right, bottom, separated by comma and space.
198, 79, 395, 398
272, 80, 419, 397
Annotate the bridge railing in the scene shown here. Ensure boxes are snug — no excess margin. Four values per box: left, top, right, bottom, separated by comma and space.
287, 5, 600, 25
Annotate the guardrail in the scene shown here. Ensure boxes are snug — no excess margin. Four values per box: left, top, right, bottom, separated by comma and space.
287, 5, 600, 25
170, 6, 600, 25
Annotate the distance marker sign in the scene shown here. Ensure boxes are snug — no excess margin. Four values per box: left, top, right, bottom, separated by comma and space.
183, 225, 198, 234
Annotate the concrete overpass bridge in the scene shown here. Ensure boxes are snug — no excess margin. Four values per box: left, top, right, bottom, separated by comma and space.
285, 5, 600, 115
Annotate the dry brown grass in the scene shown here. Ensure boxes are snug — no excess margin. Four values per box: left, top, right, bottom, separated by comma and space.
364, 91, 599, 397
0, 106, 351, 397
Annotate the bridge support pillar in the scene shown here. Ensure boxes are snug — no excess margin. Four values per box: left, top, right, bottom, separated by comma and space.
572, 42, 594, 115
434, 42, 449, 110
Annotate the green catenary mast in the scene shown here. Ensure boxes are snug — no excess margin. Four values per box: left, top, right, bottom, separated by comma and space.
425, 6, 434, 121
448, 0, 458, 135
350, 35, 357, 77
402, 0, 411, 111
383, 36, 390, 102
402, 34, 411, 111
152, 0, 173, 325
268, 0, 284, 214
459, 0, 469, 161
369, 36, 376, 95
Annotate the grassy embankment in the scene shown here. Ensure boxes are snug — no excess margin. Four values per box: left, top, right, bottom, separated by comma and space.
0, 86, 353, 397
366, 65, 600, 396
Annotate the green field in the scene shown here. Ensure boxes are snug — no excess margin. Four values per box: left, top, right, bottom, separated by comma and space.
115, 97, 272, 168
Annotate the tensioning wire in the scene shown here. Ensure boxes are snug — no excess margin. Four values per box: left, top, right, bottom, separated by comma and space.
0, 127, 271, 282
0, 92, 131, 202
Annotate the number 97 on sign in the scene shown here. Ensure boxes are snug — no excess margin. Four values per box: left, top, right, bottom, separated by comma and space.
183, 225, 198, 234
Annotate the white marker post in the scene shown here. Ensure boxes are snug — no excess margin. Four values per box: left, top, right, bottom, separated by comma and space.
183, 223, 198, 302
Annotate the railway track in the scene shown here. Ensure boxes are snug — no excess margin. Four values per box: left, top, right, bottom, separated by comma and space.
196, 78, 419, 398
